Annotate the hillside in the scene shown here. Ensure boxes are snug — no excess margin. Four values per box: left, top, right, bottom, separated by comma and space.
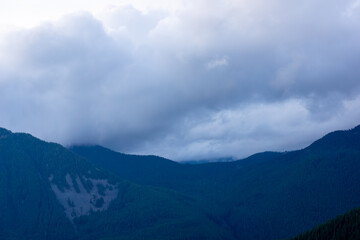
72, 125, 360, 240
1, 125, 360, 239
290, 206, 360, 240
0, 128, 233, 240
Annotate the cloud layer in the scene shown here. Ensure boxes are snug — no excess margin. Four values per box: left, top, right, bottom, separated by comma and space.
0, 0, 360, 160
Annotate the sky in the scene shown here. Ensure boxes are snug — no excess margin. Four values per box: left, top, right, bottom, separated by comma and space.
0, 0, 359, 161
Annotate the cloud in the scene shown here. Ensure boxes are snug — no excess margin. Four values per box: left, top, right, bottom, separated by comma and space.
0, 1, 359, 160
206, 56, 228, 70
136, 97, 360, 160
344, 0, 360, 16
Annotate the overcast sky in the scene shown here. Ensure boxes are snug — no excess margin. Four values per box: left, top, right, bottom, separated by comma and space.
0, 0, 359, 161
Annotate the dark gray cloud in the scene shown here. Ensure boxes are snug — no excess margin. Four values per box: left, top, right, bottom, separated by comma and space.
0, 1, 360, 160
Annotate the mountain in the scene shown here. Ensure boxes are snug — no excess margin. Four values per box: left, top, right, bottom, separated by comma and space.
0, 128, 233, 240
290, 206, 360, 240
71, 125, 360, 240
69, 145, 182, 188
1, 125, 360, 240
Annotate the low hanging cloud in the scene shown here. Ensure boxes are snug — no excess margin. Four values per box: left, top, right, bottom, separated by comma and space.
0, 0, 360, 160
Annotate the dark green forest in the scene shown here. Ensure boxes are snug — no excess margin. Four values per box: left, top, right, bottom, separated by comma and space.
290, 206, 360, 240
1, 125, 360, 239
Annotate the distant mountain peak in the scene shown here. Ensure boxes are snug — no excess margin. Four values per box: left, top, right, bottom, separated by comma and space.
307, 124, 360, 151
0, 127, 12, 137
352, 124, 360, 132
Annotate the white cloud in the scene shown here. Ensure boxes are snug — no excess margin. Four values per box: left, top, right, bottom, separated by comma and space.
206, 56, 228, 70
137, 98, 360, 160
344, 0, 360, 16
0, 1, 359, 160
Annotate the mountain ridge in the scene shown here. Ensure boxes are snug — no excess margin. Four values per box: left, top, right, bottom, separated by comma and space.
72, 124, 360, 240
0, 127, 234, 240
1, 124, 360, 239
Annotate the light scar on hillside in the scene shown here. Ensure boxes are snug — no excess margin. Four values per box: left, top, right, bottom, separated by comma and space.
49, 173, 118, 222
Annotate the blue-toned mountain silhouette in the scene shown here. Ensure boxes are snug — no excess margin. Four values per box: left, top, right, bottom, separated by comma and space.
1, 125, 360, 239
